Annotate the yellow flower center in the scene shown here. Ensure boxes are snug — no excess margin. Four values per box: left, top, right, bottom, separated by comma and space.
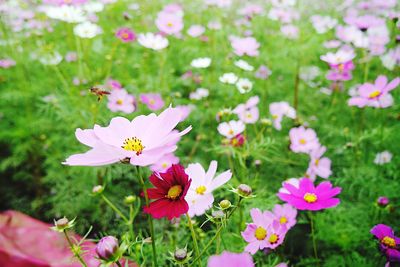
149, 99, 155, 105
269, 233, 279, 244
254, 227, 267, 240
272, 114, 278, 119
279, 216, 288, 224
162, 163, 168, 168
247, 113, 252, 118
167, 185, 182, 200
315, 159, 319, 166
299, 138, 307, 144
231, 138, 239, 146
304, 193, 318, 203
196, 185, 207, 195
167, 22, 173, 27
116, 99, 123, 105
368, 90, 381, 99
121, 137, 145, 156
228, 129, 234, 135
121, 32, 129, 39
338, 64, 344, 72
381, 236, 396, 248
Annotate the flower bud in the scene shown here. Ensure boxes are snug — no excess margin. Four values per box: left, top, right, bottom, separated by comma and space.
237, 184, 252, 197
377, 196, 389, 207
219, 199, 231, 210
92, 185, 104, 194
96, 236, 119, 262
124, 195, 136, 205
174, 248, 187, 261
55, 217, 69, 228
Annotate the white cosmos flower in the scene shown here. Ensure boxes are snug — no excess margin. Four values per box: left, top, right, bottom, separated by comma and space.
234, 59, 254, 71
74, 22, 102, 38
185, 161, 232, 217
138, 33, 169, 50
191, 57, 212, 68
219, 72, 238, 84
39, 51, 63, 65
44, 5, 86, 23
217, 120, 245, 138
374, 151, 392, 165
236, 78, 253, 94
190, 88, 209, 100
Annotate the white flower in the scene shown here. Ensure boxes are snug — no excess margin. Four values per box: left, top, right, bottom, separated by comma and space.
138, 33, 169, 50
236, 78, 253, 94
374, 151, 392, 165
320, 49, 355, 65
185, 161, 232, 217
219, 72, 238, 84
39, 51, 63, 65
217, 120, 245, 138
310, 15, 337, 34
190, 57, 211, 68
44, 5, 86, 23
234, 59, 254, 71
190, 88, 209, 100
300, 66, 321, 82
74, 22, 102, 38
83, 2, 104, 13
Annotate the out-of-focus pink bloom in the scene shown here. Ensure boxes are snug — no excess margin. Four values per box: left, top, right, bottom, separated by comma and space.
150, 153, 179, 173
241, 208, 274, 254
65, 51, 77, 62
106, 79, 122, 90
268, 7, 299, 24
306, 146, 332, 180
0, 58, 16, 68
155, 11, 183, 35
233, 96, 260, 124
140, 93, 165, 111
278, 178, 341, 211
63, 107, 191, 167
323, 40, 341, 49
107, 89, 136, 114
289, 126, 320, 154
116, 27, 136, 42
175, 105, 192, 122
281, 24, 299, 39
162, 3, 183, 16
231, 37, 260, 57
348, 75, 399, 108
0, 210, 100, 267
43, 0, 88, 6
321, 50, 355, 81
345, 14, 385, 31
272, 204, 297, 230
269, 102, 296, 130
185, 160, 232, 217
217, 120, 245, 139
187, 25, 205, 37
310, 15, 337, 34
255, 65, 272, 79
275, 263, 288, 267
208, 251, 254, 267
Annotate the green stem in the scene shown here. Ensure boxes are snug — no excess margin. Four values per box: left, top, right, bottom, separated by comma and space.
137, 167, 158, 267
186, 213, 201, 267
101, 194, 129, 223
129, 204, 135, 239
309, 212, 320, 266
63, 230, 88, 267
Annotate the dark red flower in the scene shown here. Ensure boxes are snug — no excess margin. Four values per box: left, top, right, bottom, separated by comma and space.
143, 164, 191, 220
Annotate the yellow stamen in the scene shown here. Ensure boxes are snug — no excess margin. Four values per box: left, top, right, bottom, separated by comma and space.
299, 139, 306, 145
196, 185, 207, 195
116, 99, 123, 105
167, 185, 182, 200
304, 193, 318, 203
254, 227, 267, 240
382, 236, 396, 248
315, 159, 319, 166
272, 114, 278, 119
269, 233, 279, 244
279, 216, 288, 224
167, 22, 173, 27
161, 163, 168, 169
149, 99, 155, 105
121, 137, 144, 156
228, 129, 234, 135
121, 32, 129, 39
368, 90, 381, 99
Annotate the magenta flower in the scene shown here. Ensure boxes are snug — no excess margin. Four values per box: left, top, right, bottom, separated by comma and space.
155, 11, 183, 35
277, 178, 341, 211
370, 224, 400, 263
241, 208, 274, 254
63, 107, 191, 167
116, 27, 136, 42
95, 236, 119, 261
140, 93, 165, 111
208, 251, 254, 267
0, 58, 16, 68
231, 37, 260, 57
306, 146, 332, 180
289, 126, 320, 154
348, 75, 400, 108
107, 89, 136, 114
272, 204, 297, 230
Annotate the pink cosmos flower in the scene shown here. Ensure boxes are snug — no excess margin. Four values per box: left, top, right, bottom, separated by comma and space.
207, 251, 254, 267
265, 220, 287, 249
231, 37, 260, 57
277, 178, 341, 211
348, 75, 400, 108
255, 65, 272, 80
281, 24, 299, 39
269, 102, 296, 130
115, 27, 136, 42
0, 58, 16, 68
155, 11, 183, 35
187, 25, 205, 37
63, 107, 191, 167
233, 96, 260, 124
217, 120, 245, 139
289, 126, 320, 154
185, 161, 232, 217
107, 89, 135, 114
272, 204, 297, 230
140, 93, 165, 111
106, 79, 122, 90
321, 49, 355, 81
306, 146, 332, 180
65, 51, 77, 62
241, 208, 274, 254
175, 105, 192, 122
150, 153, 180, 173
279, 178, 300, 194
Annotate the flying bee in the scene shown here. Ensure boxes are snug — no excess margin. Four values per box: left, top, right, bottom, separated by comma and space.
90, 86, 110, 101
